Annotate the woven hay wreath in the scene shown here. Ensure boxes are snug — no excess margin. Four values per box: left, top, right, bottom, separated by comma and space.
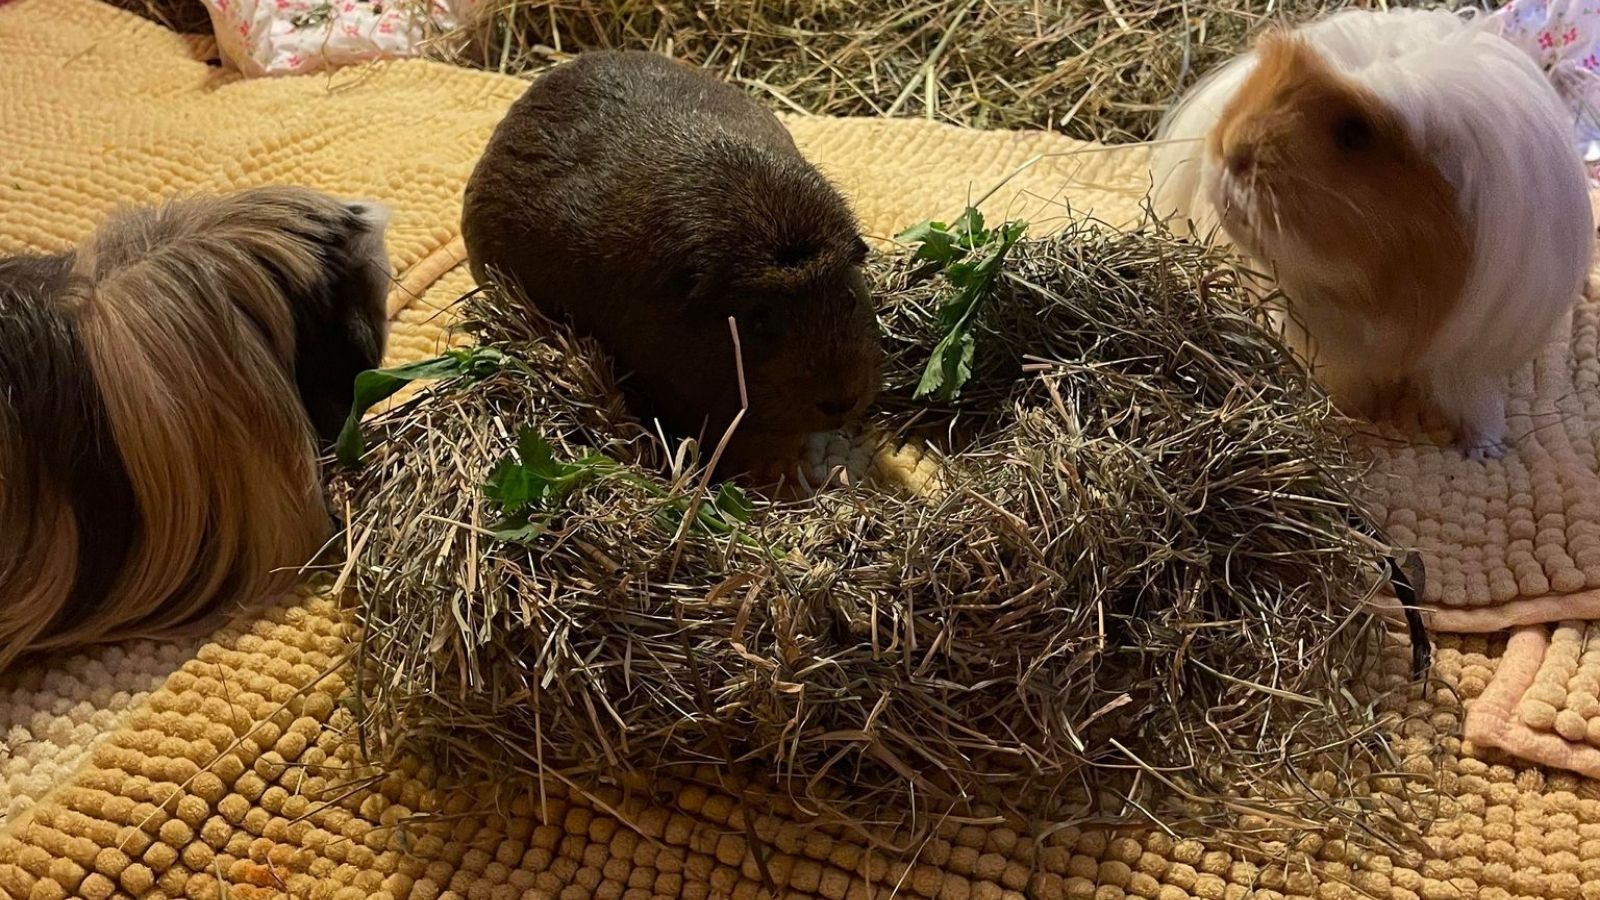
334, 209, 1422, 847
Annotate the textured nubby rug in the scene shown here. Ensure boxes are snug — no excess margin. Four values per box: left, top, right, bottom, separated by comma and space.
7, 2, 1600, 898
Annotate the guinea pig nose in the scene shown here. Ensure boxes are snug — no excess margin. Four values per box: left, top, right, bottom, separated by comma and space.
1226, 150, 1254, 177
817, 398, 854, 418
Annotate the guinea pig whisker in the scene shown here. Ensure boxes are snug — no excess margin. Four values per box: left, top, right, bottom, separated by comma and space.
1268, 191, 1285, 239
1268, 169, 1360, 213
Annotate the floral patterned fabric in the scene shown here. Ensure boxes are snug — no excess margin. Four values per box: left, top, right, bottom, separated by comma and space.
1486, 0, 1600, 180
203, 0, 474, 76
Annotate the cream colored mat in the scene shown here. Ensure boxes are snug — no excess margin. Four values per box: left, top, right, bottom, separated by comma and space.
6, 1, 1600, 891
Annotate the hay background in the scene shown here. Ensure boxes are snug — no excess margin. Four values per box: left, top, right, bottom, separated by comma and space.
9, 0, 1600, 894
109, 0, 1379, 142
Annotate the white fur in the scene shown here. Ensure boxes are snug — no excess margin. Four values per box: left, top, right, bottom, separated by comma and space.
1150, 8, 1593, 456
345, 198, 396, 342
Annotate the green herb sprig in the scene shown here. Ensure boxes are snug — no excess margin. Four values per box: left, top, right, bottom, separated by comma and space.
896, 207, 1026, 401
484, 428, 756, 545
335, 346, 507, 466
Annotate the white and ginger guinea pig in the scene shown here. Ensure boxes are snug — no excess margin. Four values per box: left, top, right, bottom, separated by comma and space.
1151, 8, 1593, 458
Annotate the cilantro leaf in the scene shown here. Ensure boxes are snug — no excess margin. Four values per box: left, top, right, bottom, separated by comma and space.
896, 219, 959, 265
897, 207, 1027, 401
484, 428, 619, 544
916, 329, 976, 400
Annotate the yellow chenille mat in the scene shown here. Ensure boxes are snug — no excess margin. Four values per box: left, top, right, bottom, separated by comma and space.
9, 1, 1600, 895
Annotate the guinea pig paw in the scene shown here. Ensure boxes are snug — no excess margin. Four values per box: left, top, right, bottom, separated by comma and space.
1456, 435, 1507, 461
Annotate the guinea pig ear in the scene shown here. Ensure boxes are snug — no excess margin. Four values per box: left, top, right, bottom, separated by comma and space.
771, 239, 824, 270
1253, 26, 1325, 80
1255, 24, 1297, 53
343, 199, 392, 235
340, 200, 395, 286
342, 196, 392, 243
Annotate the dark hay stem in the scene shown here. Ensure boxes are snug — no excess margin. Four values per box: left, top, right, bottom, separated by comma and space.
104, 0, 213, 33
336, 213, 1434, 854
433, 0, 1404, 143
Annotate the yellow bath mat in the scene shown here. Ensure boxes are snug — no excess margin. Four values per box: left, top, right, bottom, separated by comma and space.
0, 582, 1507, 900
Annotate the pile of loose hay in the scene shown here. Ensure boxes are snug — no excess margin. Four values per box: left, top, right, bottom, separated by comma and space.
113, 0, 1474, 141
433, 0, 1393, 142
336, 211, 1426, 847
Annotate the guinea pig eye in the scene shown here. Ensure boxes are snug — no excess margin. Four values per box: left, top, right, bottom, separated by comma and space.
665, 266, 705, 303
774, 241, 820, 269
1332, 114, 1373, 153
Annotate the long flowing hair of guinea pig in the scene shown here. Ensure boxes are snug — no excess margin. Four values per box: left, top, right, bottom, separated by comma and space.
0, 393, 80, 664
0, 193, 338, 668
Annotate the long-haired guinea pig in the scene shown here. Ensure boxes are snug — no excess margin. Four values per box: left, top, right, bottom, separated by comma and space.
0, 186, 391, 671
1149, 8, 1593, 458
461, 49, 884, 471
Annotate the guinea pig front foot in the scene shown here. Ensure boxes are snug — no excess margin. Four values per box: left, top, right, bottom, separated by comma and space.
741, 459, 811, 498
1455, 436, 1507, 461
1430, 374, 1510, 461
1448, 414, 1508, 460
708, 434, 814, 499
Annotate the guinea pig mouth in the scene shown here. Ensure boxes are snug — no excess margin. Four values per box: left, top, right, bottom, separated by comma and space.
797, 389, 873, 433
1207, 162, 1271, 253
807, 403, 855, 432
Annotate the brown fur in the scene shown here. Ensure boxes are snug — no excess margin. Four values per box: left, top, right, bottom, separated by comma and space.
462, 50, 883, 470
0, 187, 390, 670
1209, 33, 1471, 410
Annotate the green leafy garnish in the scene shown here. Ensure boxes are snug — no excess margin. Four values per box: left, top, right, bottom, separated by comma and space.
482, 428, 759, 546
484, 428, 619, 542
657, 482, 756, 538
711, 482, 755, 524
895, 207, 1026, 401
335, 346, 506, 465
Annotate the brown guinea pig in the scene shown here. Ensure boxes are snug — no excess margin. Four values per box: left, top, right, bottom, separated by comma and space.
0, 186, 391, 672
461, 50, 883, 470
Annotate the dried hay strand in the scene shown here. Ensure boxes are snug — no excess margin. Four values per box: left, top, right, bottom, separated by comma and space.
431, 0, 1390, 143
335, 212, 1427, 849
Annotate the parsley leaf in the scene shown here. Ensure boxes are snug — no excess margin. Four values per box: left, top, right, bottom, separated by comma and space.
483, 428, 618, 543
